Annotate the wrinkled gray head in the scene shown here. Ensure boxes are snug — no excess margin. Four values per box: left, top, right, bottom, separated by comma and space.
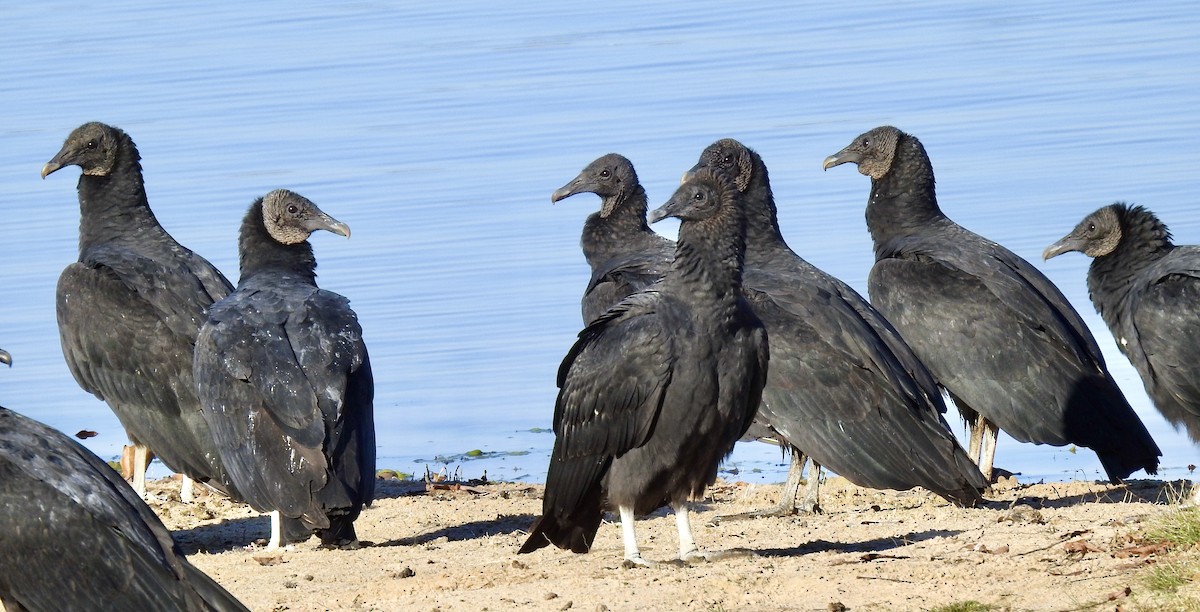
650, 166, 737, 224
1043, 205, 1124, 260
42, 122, 129, 179
822, 125, 902, 180
551, 153, 639, 218
688, 138, 755, 192
260, 189, 351, 245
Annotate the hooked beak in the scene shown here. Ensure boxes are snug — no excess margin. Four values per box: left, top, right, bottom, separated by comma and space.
41, 159, 64, 179
310, 212, 351, 238
1042, 235, 1086, 261
821, 148, 859, 171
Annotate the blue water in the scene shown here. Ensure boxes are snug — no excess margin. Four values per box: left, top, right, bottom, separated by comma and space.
1, 2, 1198, 485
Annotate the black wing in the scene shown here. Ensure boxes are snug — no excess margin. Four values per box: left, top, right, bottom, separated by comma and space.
195, 281, 372, 526
744, 262, 984, 500
871, 229, 1159, 480
57, 244, 234, 488
524, 291, 675, 551
0, 407, 246, 611
1127, 248, 1200, 439
581, 246, 673, 324
555, 291, 674, 459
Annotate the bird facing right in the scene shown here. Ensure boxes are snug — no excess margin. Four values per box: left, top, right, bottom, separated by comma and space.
520, 166, 768, 565
1045, 203, 1200, 443
823, 125, 1160, 482
194, 189, 375, 550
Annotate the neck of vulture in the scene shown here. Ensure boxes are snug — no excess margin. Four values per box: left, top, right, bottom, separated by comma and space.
668, 207, 747, 312
1088, 210, 1174, 339
580, 184, 654, 265
740, 175, 792, 263
864, 136, 944, 257
237, 200, 319, 286
76, 148, 168, 255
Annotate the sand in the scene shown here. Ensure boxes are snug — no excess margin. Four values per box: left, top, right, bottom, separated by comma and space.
148, 475, 1197, 611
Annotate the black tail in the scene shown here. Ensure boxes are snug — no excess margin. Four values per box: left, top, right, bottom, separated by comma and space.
519, 511, 599, 554
317, 514, 360, 549
518, 454, 608, 554
1064, 377, 1161, 483
282, 516, 314, 545
1097, 448, 1160, 483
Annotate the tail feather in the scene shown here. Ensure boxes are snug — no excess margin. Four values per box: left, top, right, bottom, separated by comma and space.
317, 515, 361, 549
519, 454, 608, 554
519, 506, 600, 554
1097, 449, 1160, 483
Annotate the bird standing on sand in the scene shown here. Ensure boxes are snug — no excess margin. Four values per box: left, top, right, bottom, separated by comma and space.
43, 121, 237, 501
194, 189, 375, 550
520, 166, 768, 565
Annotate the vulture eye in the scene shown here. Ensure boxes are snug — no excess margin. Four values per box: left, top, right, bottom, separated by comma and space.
85, 140, 97, 150
860, 138, 871, 148
1088, 223, 1096, 232
599, 169, 610, 178
287, 204, 299, 214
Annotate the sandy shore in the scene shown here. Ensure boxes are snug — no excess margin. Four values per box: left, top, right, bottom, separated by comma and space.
147, 475, 1197, 611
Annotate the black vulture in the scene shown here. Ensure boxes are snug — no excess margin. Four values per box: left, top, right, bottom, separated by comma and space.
520, 167, 768, 565
42, 122, 237, 501
690, 139, 987, 513
0, 349, 248, 611
194, 189, 374, 550
551, 153, 674, 323
823, 126, 1160, 482
1045, 203, 1200, 443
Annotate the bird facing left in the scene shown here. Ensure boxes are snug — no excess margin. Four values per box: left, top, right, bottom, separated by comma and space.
42, 121, 239, 501
520, 166, 768, 565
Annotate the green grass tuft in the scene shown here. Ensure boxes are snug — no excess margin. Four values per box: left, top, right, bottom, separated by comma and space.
1145, 506, 1200, 548
1144, 560, 1193, 593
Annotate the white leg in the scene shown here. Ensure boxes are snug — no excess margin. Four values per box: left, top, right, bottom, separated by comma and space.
619, 505, 648, 566
978, 419, 998, 483
132, 445, 149, 498
674, 502, 714, 562
180, 475, 195, 503
267, 510, 282, 551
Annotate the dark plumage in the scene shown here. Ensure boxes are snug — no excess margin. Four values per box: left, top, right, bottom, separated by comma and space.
194, 189, 374, 550
691, 139, 986, 511
0, 349, 247, 611
551, 154, 674, 323
42, 122, 237, 499
520, 167, 768, 564
1045, 203, 1200, 442
824, 126, 1160, 482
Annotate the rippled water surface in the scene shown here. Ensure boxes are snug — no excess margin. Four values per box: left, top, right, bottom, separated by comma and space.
2, 2, 1198, 484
